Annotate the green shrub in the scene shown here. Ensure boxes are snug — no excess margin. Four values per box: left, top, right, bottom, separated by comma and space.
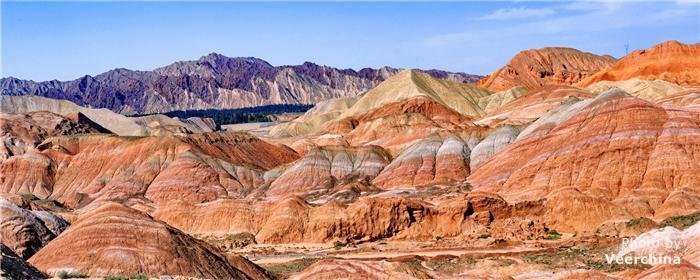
57, 270, 88, 279
659, 212, 700, 230
333, 241, 345, 250
130, 275, 149, 280
544, 230, 562, 240
104, 276, 126, 280
261, 258, 320, 278
478, 234, 491, 239
435, 236, 443, 241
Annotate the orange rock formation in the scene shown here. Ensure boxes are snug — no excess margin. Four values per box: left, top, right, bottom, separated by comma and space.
478, 47, 615, 91
578, 40, 700, 87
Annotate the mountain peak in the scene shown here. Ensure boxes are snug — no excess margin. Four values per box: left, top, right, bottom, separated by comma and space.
576, 40, 700, 87
477, 46, 616, 91
197, 53, 273, 67
339, 68, 489, 120
2, 54, 482, 114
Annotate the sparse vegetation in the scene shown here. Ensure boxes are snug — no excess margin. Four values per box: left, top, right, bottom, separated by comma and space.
435, 235, 443, 241
130, 275, 149, 280
57, 270, 88, 279
544, 230, 562, 240
626, 217, 647, 228
478, 233, 491, 239
659, 212, 700, 229
225, 232, 256, 247
104, 276, 126, 280
490, 257, 517, 266
425, 257, 476, 275
334, 241, 346, 250
522, 246, 651, 272
261, 258, 320, 279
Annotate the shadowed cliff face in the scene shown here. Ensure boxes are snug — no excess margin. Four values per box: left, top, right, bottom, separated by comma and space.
0, 54, 482, 115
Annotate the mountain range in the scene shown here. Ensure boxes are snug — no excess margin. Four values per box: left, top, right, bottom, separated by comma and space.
2, 40, 700, 280
0, 54, 482, 114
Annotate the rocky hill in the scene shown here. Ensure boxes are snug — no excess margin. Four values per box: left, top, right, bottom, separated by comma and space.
477, 47, 616, 91
0, 95, 216, 136
4, 40, 700, 279
0, 54, 482, 114
577, 40, 700, 87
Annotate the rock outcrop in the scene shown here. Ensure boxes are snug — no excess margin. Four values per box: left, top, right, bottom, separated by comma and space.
616, 222, 700, 267
469, 89, 700, 232
27, 202, 256, 278
577, 40, 700, 87
0, 244, 46, 280
0, 111, 101, 161
474, 86, 593, 128
266, 145, 391, 197
372, 134, 473, 189
319, 97, 481, 156
478, 86, 528, 114
1, 55, 481, 114
0, 197, 68, 259
279, 70, 490, 155
153, 193, 547, 244
477, 47, 615, 91
1, 132, 298, 207
469, 125, 519, 171
656, 88, 700, 107
587, 78, 685, 102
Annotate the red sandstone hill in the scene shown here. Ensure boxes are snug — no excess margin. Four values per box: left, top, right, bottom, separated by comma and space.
577, 40, 700, 87
468, 88, 700, 232
477, 47, 616, 91
0, 132, 298, 208
3, 39, 700, 279
27, 202, 263, 279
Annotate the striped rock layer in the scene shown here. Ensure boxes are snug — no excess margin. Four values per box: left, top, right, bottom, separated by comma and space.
0, 197, 68, 260
469, 89, 700, 232
153, 192, 547, 244
27, 202, 258, 279
0, 111, 102, 162
0, 132, 298, 208
372, 134, 473, 189
266, 145, 391, 196
477, 47, 615, 91
578, 40, 700, 87
474, 86, 594, 128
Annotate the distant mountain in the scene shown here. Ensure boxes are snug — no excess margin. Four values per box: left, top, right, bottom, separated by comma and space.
0, 54, 482, 114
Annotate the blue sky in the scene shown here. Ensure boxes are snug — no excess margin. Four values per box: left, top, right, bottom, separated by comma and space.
2, 1, 699, 81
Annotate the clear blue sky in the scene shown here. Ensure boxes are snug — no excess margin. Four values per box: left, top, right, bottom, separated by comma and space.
2, 1, 699, 81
